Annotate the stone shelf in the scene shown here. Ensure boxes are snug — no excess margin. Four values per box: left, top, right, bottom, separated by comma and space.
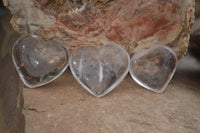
23, 54, 200, 133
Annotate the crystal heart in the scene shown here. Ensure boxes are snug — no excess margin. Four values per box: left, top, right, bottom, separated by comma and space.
70, 44, 130, 97
129, 45, 177, 93
12, 35, 69, 88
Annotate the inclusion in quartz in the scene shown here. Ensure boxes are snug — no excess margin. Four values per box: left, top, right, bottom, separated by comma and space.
70, 44, 130, 97
12, 35, 69, 88
129, 45, 177, 93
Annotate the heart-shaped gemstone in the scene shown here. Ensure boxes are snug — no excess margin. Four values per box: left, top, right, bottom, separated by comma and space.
70, 44, 130, 97
129, 45, 177, 93
12, 35, 69, 88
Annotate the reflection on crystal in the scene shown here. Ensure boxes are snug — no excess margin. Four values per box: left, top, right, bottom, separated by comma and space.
12, 35, 69, 88
70, 44, 130, 97
129, 45, 177, 93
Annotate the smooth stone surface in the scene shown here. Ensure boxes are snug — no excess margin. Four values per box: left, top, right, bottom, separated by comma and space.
24, 54, 200, 133
129, 45, 177, 93
12, 35, 69, 88
70, 44, 130, 97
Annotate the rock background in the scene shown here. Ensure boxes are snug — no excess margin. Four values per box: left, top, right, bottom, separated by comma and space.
3, 0, 195, 59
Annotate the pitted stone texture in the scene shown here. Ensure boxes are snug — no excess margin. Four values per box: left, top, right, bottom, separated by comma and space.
70, 44, 130, 97
129, 45, 177, 93
12, 35, 69, 88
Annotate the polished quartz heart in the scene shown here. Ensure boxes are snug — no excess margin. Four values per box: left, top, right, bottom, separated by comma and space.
70, 44, 130, 97
129, 45, 177, 93
12, 35, 69, 88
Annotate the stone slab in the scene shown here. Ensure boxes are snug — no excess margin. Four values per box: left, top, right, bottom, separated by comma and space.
24, 54, 200, 133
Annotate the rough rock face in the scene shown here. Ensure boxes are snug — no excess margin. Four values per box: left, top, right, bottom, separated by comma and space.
3, 0, 195, 59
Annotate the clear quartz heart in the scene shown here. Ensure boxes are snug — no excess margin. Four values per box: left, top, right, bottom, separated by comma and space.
12, 35, 69, 88
70, 44, 130, 97
129, 45, 177, 93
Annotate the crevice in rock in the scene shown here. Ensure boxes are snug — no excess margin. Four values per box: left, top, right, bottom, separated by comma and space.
25, 106, 47, 113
